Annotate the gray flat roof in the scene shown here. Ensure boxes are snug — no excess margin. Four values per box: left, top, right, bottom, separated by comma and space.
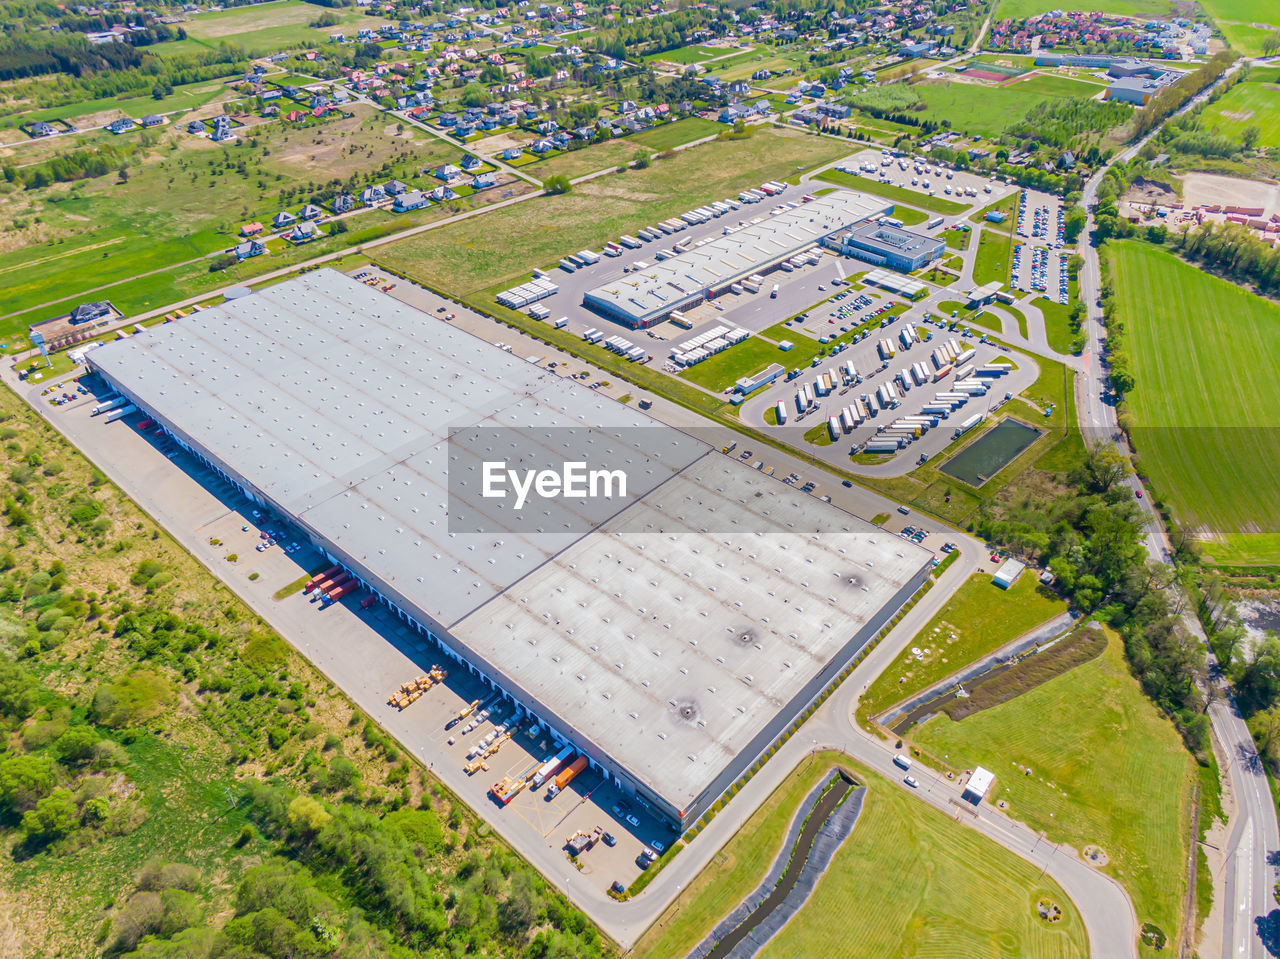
583, 190, 890, 325
89, 269, 930, 813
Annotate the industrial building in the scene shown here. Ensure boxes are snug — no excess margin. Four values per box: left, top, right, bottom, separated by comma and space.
822, 220, 945, 273
86, 270, 932, 830
582, 190, 891, 328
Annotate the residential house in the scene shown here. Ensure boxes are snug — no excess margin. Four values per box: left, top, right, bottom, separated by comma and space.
286, 222, 321, 243
69, 302, 113, 325
29, 121, 56, 137
360, 184, 386, 205
460, 154, 482, 171
241, 222, 264, 236
393, 189, 430, 212
141, 114, 163, 127
384, 179, 409, 196
187, 120, 205, 134
211, 116, 233, 140
332, 193, 355, 214
501, 146, 523, 159
434, 162, 463, 179
273, 210, 297, 228
300, 203, 324, 220
234, 239, 267, 259
106, 118, 136, 134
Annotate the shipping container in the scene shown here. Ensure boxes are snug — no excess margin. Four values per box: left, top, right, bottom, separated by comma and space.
92, 396, 127, 416
532, 743, 576, 788
305, 565, 342, 594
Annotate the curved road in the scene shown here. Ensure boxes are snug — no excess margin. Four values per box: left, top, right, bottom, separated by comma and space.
1073, 58, 1278, 959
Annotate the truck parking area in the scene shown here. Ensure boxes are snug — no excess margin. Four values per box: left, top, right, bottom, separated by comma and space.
837, 148, 1019, 215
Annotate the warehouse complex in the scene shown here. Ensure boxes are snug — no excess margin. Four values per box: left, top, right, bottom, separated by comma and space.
582, 190, 891, 328
86, 270, 932, 829
822, 220, 945, 272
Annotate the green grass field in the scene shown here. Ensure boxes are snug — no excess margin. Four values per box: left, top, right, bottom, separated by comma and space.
862, 572, 1067, 719
642, 44, 730, 64
630, 116, 722, 150
15, 79, 227, 127
1199, 0, 1280, 54
1203, 80, 1280, 149
679, 337, 789, 392
1109, 241, 1280, 564
973, 226, 1014, 286
375, 128, 851, 295
914, 629, 1194, 954
169, 0, 385, 57
529, 139, 646, 181
815, 169, 968, 215
994, 0, 1168, 17
632, 752, 1087, 959
912, 74, 1105, 138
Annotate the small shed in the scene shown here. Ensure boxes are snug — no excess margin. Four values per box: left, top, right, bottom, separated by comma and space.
992, 558, 1025, 590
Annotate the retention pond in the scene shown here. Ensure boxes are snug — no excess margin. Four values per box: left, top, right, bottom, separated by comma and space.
940, 417, 1041, 486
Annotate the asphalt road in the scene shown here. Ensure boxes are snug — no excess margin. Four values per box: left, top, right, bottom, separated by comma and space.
1073, 58, 1279, 959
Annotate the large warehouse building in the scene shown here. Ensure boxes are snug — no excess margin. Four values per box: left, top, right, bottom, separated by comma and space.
822, 220, 945, 272
582, 190, 890, 328
87, 270, 932, 828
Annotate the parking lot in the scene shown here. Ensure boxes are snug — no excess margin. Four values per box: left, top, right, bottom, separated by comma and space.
837, 148, 1019, 216
1011, 189, 1069, 304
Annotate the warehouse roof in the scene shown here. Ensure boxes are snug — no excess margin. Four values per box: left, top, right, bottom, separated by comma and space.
583, 190, 890, 325
89, 269, 930, 814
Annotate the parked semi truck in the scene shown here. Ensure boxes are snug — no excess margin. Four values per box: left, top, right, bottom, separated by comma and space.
320, 580, 357, 607
92, 395, 126, 416
103, 404, 136, 423
311, 571, 350, 601
546, 755, 588, 799
304, 565, 342, 594
531, 743, 575, 788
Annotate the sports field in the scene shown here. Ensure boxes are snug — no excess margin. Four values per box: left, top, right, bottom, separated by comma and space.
1202, 80, 1280, 149
643, 44, 732, 64
632, 752, 1087, 959
914, 628, 1194, 953
375, 128, 851, 295
861, 572, 1067, 719
1109, 241, 1280, 564
912, 74, 1105, 138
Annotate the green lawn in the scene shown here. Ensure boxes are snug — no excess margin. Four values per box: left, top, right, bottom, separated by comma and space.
1109, 241, 1280, 564
375, 128, 851, 296
944, 227, 972, 250
970, 192, 1018, 231
1203, 81, 1280, 149
1198, 0, 1280, 54
16, 79, 227, 126
815, 169, 968, 215
679, 337, 789, 392
914, 629, 1194, 955
911, 74, 1105, 138
630, 116, 722, 151
861, 572, 1067, 719
632, 753, 1087, 959
1036, 295, 1078, 354
973, 227, 1014, 286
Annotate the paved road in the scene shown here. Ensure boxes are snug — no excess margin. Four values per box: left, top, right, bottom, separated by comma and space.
1072, 58, 1278, 959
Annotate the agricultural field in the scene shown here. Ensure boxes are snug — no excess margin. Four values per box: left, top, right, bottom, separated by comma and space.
910, 74, 1106, 138
914, 628, 1195, 954
0, 105, 465, 337
1199, 0, 1280, 54
374, 127, 851, 296
1202, 78, 1280, 150
861, 572, 1067, 720
632, 753, 1087, 959
160, 0, 389, 58
1108, 240, 1280, 565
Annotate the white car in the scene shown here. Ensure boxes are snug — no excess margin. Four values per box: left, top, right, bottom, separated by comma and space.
904, 776, 919, 789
